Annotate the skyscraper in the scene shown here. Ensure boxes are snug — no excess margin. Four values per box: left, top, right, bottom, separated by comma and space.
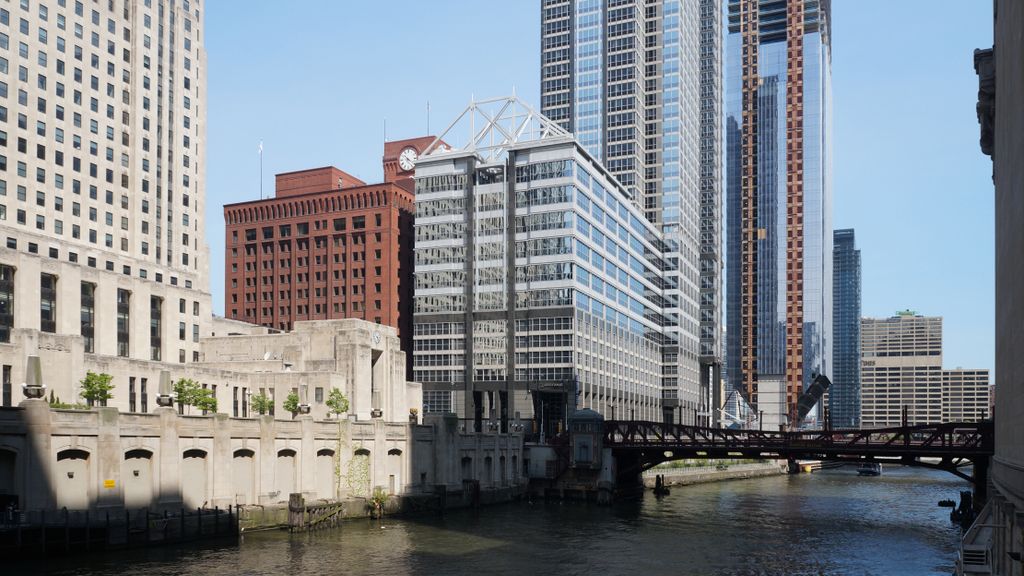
413, 96, 681, 433
831, 228, 860, 428
725, 0, 833, 427
540, 0, 722, 423
0, 0, 210, 370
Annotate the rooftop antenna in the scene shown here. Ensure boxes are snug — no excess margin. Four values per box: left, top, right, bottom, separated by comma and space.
258, 140, 264, 199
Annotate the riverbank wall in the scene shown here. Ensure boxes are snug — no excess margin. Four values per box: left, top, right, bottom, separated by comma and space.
643, 462, 787, 488
239, 484, 527, 531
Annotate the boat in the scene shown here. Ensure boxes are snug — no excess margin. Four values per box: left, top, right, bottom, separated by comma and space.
857, 462, 882, 476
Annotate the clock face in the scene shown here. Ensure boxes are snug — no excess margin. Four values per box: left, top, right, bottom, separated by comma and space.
398, 147, 418, 171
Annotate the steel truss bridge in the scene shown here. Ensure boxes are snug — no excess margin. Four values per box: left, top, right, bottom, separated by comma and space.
603, 420, 994, 486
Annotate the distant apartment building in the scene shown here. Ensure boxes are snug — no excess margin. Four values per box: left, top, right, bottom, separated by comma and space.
540, 0, 722, 423
830, 229, 861, 427
412, 97, 684, 435
222, 137, 435, 377
860, 312, 990, 427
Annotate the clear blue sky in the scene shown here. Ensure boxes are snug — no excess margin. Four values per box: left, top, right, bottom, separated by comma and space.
204, 1, 994, 374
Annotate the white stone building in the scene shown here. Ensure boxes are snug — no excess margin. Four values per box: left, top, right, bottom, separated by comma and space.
0, 0, 212, 409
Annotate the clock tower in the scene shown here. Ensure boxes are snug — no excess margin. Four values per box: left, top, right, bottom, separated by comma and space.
383, 136, 444, 191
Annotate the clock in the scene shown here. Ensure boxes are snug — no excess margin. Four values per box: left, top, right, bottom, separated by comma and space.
398, 147, 418, 171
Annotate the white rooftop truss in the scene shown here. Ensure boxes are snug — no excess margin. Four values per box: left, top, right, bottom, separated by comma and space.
422, 95, 571, 163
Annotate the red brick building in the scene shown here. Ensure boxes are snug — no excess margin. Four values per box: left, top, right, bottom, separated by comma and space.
223, 137, 437, 377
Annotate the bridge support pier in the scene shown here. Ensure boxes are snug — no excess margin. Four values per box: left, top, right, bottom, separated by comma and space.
786, 457, 800, 475
972, 457, 990, 511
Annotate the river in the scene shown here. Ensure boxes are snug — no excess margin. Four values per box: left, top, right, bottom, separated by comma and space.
21, 465, 969, 576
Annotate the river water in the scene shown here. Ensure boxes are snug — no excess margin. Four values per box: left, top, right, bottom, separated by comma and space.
24, 466, 969, 576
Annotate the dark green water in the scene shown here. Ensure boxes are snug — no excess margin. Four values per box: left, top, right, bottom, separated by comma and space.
22, 466, 968, 576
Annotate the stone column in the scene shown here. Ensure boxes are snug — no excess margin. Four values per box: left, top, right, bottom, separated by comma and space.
19, 398, 53, 510
258, 415, 275, 504
95, 407, 122, 509
298, 414, 316, 498
372, 418, 386, 493
155, 406, 182, 508
336, 417, 352, 499
211, 412, 233, 507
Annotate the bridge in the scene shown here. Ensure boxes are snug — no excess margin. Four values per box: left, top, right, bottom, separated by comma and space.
602, 420, 994, 497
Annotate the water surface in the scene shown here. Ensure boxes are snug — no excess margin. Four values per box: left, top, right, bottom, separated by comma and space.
23, 465, 968, 576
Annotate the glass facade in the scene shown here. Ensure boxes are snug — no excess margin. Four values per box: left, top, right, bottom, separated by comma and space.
539, 0, 717, 421
831, 229, 860, 428
414, 139, 679, 430
725, 0, 833, 421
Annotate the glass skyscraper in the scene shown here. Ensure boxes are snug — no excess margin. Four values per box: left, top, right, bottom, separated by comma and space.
725, 0, 833, 426
540, 0, 722, 423
831, 228, 860, 428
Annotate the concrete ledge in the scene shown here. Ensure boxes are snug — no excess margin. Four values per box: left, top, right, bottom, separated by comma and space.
238, 486, 527, 532
643, 463, 786, 488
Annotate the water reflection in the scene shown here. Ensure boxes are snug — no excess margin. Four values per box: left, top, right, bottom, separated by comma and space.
23, 465, 967, 576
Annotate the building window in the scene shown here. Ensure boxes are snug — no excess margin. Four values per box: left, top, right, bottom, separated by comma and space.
116, 289, 130, 357
79, 282, 96, 352
150, 296, 162, 361
1, 364, 10, 407
0, 265, 14, 343
140, 377, 148, 413
129, 376, 137, 412
40, 273, 57, 333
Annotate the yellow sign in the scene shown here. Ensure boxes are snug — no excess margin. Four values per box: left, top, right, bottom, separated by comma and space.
103, 479, 116, 489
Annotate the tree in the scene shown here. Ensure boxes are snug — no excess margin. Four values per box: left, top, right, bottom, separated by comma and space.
174, 378, 218, 414
283, 391, 300, 418
79, 371, 114, 406
194, 387, 217, 413
250, 391, 273, 416
326, 388, 349, 418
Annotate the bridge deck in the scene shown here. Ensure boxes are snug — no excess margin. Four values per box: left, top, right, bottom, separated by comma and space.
603, 421, 994, 463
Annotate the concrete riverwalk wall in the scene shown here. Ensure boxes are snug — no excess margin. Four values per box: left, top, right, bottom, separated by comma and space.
0, 402, 525, 515
642, 462, 786, 488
